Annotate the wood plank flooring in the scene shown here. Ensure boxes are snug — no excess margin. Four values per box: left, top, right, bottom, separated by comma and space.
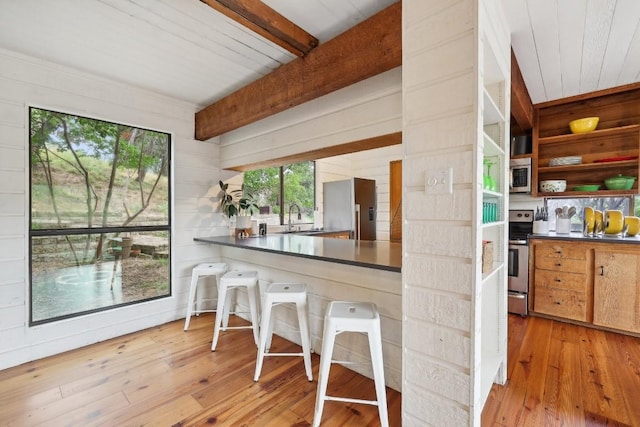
1, 313, 639, 426
482, 314, 640, 426
0, 313, 401, 426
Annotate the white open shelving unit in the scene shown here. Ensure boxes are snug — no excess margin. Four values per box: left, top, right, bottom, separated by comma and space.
474, 0, 510, 418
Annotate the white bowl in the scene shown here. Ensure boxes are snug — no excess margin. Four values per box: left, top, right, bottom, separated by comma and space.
540, 180, 566, 192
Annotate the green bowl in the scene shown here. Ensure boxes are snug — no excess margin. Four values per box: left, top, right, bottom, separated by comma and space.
604, 175, 636, 190
573, 184, 600, 191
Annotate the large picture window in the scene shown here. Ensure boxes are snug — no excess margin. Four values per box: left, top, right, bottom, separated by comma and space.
243, 161, 315, 227
29, 108, 171, 325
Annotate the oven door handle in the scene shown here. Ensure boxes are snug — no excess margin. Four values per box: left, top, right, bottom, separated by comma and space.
509, 240, 528, 245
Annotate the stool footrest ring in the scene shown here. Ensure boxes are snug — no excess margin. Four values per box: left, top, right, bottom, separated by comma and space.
264, 352, 304, 357
330, 360, 361, 366
324, 396, 379, 406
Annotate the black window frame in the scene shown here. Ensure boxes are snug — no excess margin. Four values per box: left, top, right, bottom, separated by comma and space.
28, 107, 172, 326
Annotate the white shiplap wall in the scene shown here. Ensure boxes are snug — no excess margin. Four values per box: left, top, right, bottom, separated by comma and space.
0, 48, 226, 370
403, 0, 511, 425
403, 0, 479, 425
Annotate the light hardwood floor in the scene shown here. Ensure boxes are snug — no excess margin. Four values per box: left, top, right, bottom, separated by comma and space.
482, 314, 640, 426
2, 313, 639, 426
0, 313, 401, 426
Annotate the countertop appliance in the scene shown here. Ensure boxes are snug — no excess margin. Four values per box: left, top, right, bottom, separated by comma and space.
323, 178, 376, 240
510, 157, 532, 194
508, 209, 533, 316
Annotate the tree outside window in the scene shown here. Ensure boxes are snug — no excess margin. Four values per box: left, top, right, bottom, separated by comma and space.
243, 161, 315, 225
29, 108, 171, 324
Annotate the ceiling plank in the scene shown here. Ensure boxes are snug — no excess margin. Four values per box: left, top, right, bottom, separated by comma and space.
228, 132, 402, 172
511, 49, 533, 131
200, 0, 318, 57
195, 1, 401, 141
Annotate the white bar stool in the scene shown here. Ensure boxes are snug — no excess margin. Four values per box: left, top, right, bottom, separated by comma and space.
313, 301, 388, 427
254, 282, 313, 382
211, 270, 260, 351
184, 262, 227, 331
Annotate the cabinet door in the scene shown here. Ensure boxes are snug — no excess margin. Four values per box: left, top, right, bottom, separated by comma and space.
594, 251, 640, 333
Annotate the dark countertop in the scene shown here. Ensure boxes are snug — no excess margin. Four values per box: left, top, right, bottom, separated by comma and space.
194, 234, 402, 272
530, 232, 640, 245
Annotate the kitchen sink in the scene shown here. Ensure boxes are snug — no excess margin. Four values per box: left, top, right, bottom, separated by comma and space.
277, 229, 325, 235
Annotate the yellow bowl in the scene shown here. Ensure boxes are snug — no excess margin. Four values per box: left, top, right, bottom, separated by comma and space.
569, 117, 599, 134
625, 216, 640, 237
604, 210, 624, 235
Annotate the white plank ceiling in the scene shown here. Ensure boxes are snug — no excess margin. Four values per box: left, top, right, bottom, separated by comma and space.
0, 0, 638, 108
502, 0, 640, 103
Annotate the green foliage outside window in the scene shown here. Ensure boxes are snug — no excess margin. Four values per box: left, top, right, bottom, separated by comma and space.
243, 161, 315, 223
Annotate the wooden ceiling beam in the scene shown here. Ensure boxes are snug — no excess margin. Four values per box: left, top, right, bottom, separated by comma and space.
511, 49, 534, 131
200, 0, 318, 57
195, 1, 401, 141
228, 132, 402, 172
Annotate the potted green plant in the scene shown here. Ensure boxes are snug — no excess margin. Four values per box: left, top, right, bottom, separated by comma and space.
219, 180, 258, 230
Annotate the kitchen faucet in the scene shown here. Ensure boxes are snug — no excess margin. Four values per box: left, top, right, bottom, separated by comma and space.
288, 203, 302, 231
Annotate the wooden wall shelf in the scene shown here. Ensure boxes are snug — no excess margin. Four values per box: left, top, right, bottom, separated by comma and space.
532, 83, 640, 197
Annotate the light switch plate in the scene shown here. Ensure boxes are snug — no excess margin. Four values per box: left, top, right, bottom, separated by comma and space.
425, 167, 453, 194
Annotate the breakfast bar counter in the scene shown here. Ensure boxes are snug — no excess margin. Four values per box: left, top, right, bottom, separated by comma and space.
193, 233, 403, 391
194, 234, 402, 272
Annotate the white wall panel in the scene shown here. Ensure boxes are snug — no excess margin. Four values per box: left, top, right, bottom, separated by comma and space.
403, 0, 494, 424
0, 283, 23, 308
0, 259, 24, 286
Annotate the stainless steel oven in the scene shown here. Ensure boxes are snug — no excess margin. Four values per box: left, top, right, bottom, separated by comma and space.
508, 209, 533, 315
510, 157, 532, 194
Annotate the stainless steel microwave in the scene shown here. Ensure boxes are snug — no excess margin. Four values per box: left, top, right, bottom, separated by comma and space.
510, 157, 531, 193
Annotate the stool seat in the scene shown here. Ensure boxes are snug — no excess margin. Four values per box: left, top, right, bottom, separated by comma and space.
184, 262, 227, 331
254, 283, 313, 382
313, 301, 388, 427
211, 270, 260, 351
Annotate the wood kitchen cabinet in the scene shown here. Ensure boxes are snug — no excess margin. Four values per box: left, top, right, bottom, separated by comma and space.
318, 231, 350, 239
594, 249, 640, 333
532, 82, 640, 197
531, 240, 593, 322
530, 238, 640, 336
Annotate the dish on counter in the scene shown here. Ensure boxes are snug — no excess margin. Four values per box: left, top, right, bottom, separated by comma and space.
573, 184, 600, 191
625, 216, 640, 237
584, 207, 595, 234
604, 210, 624, 235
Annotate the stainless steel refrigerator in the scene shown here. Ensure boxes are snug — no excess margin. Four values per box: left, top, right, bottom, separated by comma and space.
323, 178, 377, 240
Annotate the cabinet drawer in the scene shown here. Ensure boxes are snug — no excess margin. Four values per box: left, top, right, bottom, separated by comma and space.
534, 286, 588, 322
535, 256, 587, 275
536, 244, 586, 260
535, 269, 588, 292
